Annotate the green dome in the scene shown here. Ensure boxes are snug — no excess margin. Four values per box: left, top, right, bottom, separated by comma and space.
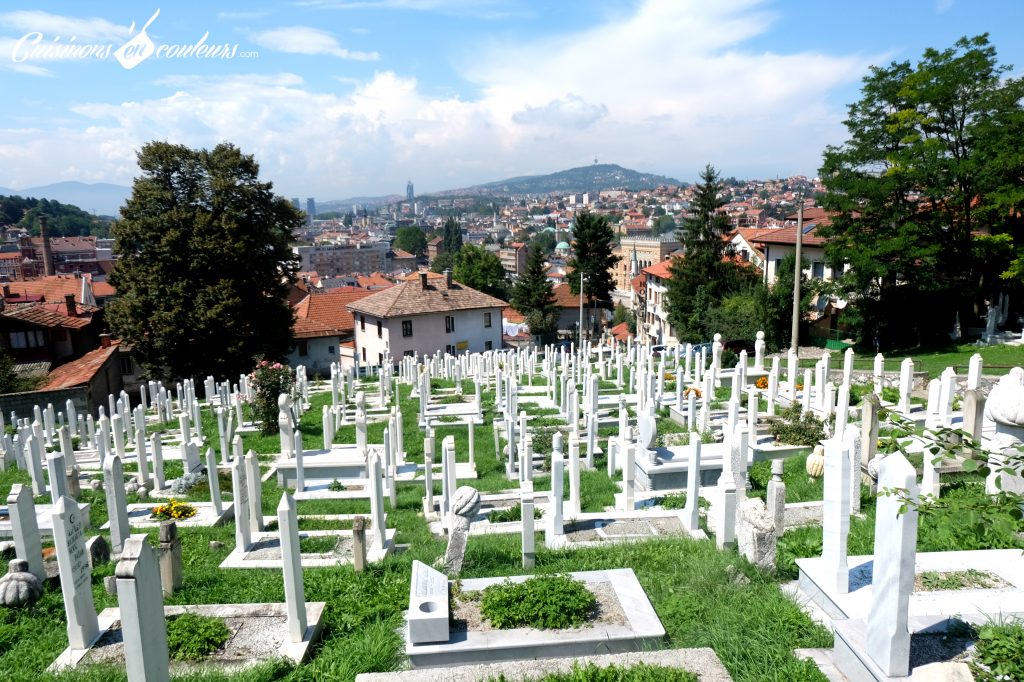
555, 241, 570, 250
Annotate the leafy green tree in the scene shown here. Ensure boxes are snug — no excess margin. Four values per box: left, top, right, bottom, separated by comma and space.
611, 302, 636, 335
567, 211, 620, 306
530, 229, 557, 255
452, 244, 508, 300
108, 141, 301, 382
0, 351, 20, 394
755, 252, 810, 351
442, 216, 463, 255
429, 252, 454, 273
819, 34, 1024, 347
510, 245, 558, 342
394, 225, 427, 257
665, 164, 755, 341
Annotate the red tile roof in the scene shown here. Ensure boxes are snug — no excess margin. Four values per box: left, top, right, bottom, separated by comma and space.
610, 322, 632, 342
502, 306, 526, 324
749, 224, 827, 247
551, 282, 594, 309
3, 274, 115, 301
2, 302, 97, 329
293, 289, 375, 339
642, 259, 674, 279
347, 277, 507, 318
44, 342, 119, 389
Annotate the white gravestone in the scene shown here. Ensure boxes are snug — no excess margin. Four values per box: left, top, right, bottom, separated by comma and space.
52, 496, 100, 649
277, 492, 308, 643
116, 536, 170, 682
103, 454, 131, 554
7, 484, 44, 581
822, 439, 851, 593
408, 560, 449, 644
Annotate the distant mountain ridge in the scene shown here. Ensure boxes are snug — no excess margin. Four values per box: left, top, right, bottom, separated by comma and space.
0, 181, 130, 218
448, 163, 685, 196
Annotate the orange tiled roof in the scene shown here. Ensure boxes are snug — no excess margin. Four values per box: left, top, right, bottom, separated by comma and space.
502, 306, 526, 324
2, 302, 97, 329
610, 321, 632, 342
294, 289, 375, 338
3, 274, 115, 301
750, 224, 827, 247
347, 277, 506, 318
43, 342, 119, 389
642, 259, 674, 279
551, 281, 594, 308
356, 273, 395, 290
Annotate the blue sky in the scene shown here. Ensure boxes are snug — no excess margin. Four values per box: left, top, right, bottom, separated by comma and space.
1, 0, 1022, 200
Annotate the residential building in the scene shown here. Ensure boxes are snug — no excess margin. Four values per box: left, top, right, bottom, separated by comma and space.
426, 236, 444, 264
610, 235, 681, 293
639, 260, 677, 345
498, 242, 528, 278
749, 223, 835, 285
288, 289, 374, 375
347, 271, 505, 369
390, 248, 417, 271
0, 294, 104, 366
295, 240, 391, 277
550, 281, 598, 339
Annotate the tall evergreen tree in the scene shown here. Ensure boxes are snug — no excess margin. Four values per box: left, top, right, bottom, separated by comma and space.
511, 245, 558, 342
566, 210, 620, 306
665, 164, 753, 342
442, 216, 463, 255
108, 141, 302, 382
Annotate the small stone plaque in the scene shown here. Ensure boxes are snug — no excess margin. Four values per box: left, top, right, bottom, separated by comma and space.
408, 560, 449, 644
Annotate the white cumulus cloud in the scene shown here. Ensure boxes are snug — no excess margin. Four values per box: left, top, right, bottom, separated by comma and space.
250, 26, 379, 60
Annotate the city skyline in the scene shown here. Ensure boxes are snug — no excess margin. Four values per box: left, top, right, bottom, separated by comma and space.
1, 0, 1022, 200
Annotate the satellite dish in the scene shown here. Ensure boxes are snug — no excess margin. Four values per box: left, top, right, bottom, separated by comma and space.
835, 298, 848, 309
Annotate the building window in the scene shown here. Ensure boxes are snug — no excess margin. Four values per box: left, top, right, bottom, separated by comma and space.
328, 345, 336, 355
485, 340, 493, 351
812, 261, 825, 280
377, 320, 382, 338
9, 330, 45, 349
445, 315, 455, 333
361, 348, 366, 361
120, 355, 135, 375
378, 352, 383, 366
360, 315, 366, 331
402, 320, 413, 337
445, 344, 455, 354
483, 312, 492, 328
404, 350, 415, 357
298, 340, 309, 357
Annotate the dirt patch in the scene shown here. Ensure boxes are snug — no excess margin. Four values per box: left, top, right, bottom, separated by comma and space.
914, 569, 1009, 592
450, 581, 626, 633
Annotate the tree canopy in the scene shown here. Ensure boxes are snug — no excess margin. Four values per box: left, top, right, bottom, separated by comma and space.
819, 34, 1024, 347
452, 244, 508, 300
511, 245, 558, 342
0, 195, 113, 237
394, 225, 427, 257
567, 210, 620, 306
442, 216, 463, 255
665, 164, 755, 342
107, 141, 302, 382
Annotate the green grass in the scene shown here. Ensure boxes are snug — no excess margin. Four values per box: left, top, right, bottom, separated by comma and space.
494, 662, 698, 682
798, 343, 1023, 379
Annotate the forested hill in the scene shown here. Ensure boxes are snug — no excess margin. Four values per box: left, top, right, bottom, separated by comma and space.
0, 195, 115, 237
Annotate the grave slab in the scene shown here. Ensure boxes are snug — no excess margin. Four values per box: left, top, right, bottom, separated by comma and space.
101, 502, 234, 530
405, 568, 665, 668
50, 602, 325, 673
219, 527, 396, 569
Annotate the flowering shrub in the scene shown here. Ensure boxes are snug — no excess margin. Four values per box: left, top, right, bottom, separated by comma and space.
250, 359, 294, 434
152, 498, 197, 521
683, 387, 702, 399
755, 376, 768, 389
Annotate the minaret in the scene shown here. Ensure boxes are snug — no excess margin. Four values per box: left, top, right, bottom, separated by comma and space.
39, 214, 54, 276
630, 243, 639, 278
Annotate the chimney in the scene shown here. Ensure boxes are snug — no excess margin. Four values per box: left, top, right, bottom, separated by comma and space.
2, 284, 8, 298
39, 214, 54, 277
64, 293, 77, 317
99, 333, 111, 348
444, 269, 452, 287
419, 271, 428, 290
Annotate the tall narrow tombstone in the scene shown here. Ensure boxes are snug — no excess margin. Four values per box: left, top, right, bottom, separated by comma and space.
231, 457, 252, 552
822, 439, 851, 593
135, 427, 150, 488
766, 459, 786, 536
104, 454, 131, 553
620, 437, 635, 511
277, 492, 308, 643
547, 435, 564, 544
158, 522, 183, 597
203, 447, 223, 516
521, 492, 535, 568
962, 389, 985, 442
567, 436, 581, 517
685, 433, 702, 532
294, 429, 305, 493
150, 434, 165, 490
116, 536, 170, 682
423, 437, 434, 515
835, 383, 850, 436
967, 353, 983, 391
7, 484, 44, 581
715, 477, 737, 550
866, 452, 919, 677
243, 451, 263, 532
52, 496, 100, 649
47, 451, 70, 503
368, 453, 387, 550
25, 434, 46, 496
898, 358, 914, 414
801, 369, 813, 414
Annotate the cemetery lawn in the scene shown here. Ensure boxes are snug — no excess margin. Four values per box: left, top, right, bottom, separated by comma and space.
798, 343, 1024, 379
1, 384, 835, 682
